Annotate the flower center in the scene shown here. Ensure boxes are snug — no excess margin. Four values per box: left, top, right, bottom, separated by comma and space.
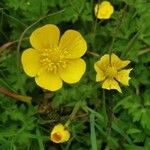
52, 132, 62, 142
40, 47, 70, 73
105, 66, 117, 78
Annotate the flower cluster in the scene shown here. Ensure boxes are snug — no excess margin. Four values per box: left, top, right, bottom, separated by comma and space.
21, 1, 117, 93
21, 1, 133, 144
21, 25, 132, 93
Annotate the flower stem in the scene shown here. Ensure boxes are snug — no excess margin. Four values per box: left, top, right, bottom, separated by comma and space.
0, 86, 32, 104
106, 91, 115, 139
65, 102, 81, 127
102, 90, 108, 127
91, 0, 103, 50
121, 30, 141, 58
108, 5, 127, 54
92, 20, 103, 50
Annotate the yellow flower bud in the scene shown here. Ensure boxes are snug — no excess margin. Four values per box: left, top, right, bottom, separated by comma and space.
95, 1, 114, 19
50, 124, 70, 143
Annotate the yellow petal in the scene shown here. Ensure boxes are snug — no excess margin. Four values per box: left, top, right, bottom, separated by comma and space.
59, 59, 86, 83
51, 124, 70, 143
95, 1, 114, 19
94, 63, 105, 81
95, 54, 110, 71
30, 24, 60, 50
111, 53, 131, 70
59, 30, 87, 59
102, 79, 122, 93
21, 48, 40, 77
96, 71, 105, 82
115, 69, 132, 86
35, 69, 62, 91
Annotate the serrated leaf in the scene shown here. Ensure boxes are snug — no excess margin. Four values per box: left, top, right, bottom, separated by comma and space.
140, 109, 150, 129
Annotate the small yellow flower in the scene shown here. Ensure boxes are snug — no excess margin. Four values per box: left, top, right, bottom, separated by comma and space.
21, 24, 87, 91
95, 1, 114, 19
94, 53, 132, 93
50, 124, 70, 143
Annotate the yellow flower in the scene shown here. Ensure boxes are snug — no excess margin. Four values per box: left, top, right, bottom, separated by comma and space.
94, 53, 132, 93
21, 24, 87, 91
95, 1, 114, 19
50, 124, 70, 143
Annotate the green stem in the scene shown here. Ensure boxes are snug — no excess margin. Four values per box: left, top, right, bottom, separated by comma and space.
106, 92, 115, 140
121, 30, 141, 58
83, 105, 104, 123
108, 5, 127, 54
93, 20, 103, 50
65, 102, 81, 127
92, 0, 102, 50
102, 90, 108, 127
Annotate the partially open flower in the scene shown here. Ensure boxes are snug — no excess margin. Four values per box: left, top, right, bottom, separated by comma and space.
94, 53, 132, 93
21, 24, 87, 91
95, 1, 114, 19
50, 124, 70, 143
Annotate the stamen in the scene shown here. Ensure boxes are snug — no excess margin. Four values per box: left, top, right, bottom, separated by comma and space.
40, 47, 70, 73
105, 66, 117, 78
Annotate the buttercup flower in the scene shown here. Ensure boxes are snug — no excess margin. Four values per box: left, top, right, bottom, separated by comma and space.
21, 24, 87, 91
95, 1, 114, 19
50, 124, 70, 143
94, 53, 132, 93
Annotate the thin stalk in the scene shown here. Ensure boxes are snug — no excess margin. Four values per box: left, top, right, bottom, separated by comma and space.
87, 50, 100, 57
65, 101, 81, 127
138, 48, 150, 55
108, 5, 127, 54
102, 90, 108, 127
121, 30, 141, 58
92, 0, 102, 50
0, 86, 32, 104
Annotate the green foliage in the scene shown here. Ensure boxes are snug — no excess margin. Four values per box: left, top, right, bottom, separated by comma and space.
119, 94, 150, 129
0, 0, 150, 149
0, 97, 38, 149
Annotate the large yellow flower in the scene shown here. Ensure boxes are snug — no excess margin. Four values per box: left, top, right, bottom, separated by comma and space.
50, 124, 70, 143
95, 1, 114, 19
94, 53, 132, 93
21, 24, 87, 91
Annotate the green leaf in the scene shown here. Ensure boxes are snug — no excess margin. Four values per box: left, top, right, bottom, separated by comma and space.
125, 144, 146, 150
127, 128, 141, 134
140, 109, 150, 129
90, 113, 98, 150
36, 128, 45, 150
